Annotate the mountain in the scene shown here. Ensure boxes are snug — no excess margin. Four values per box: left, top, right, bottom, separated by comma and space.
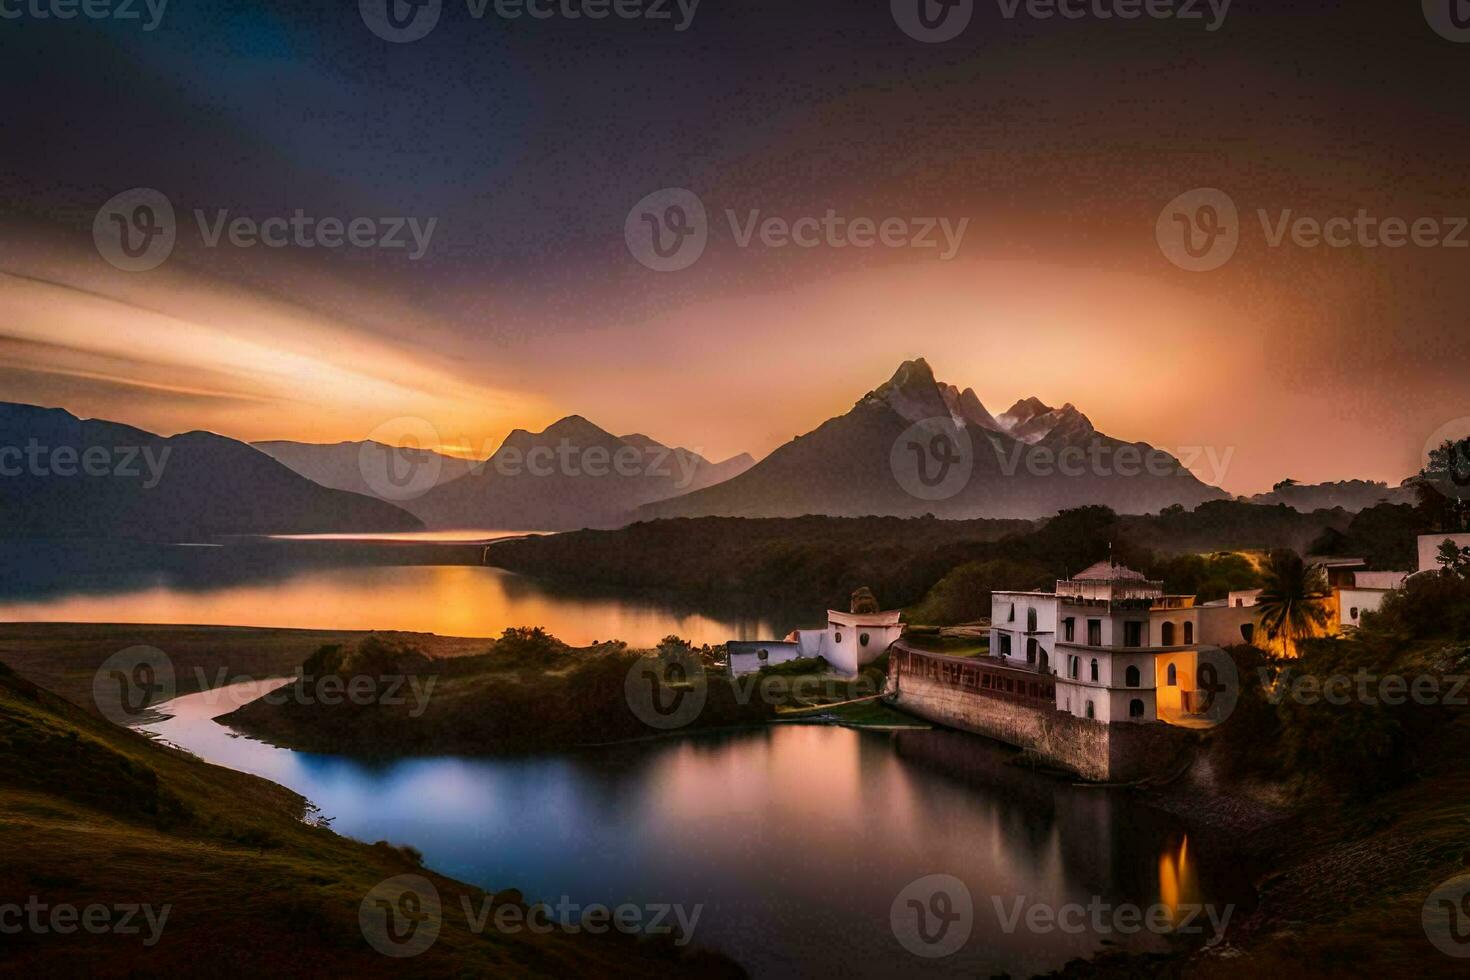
0, 402, 422, 539
253, 439, 480, 497
404, 416, 755, 531
1248, 479, 1417, 512
637, 358, 1227, 521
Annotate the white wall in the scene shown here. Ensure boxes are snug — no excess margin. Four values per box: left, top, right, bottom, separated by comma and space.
1419, 533, 1470, 572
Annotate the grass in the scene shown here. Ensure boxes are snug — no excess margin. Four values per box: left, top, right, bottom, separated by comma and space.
0, 660, 742, 976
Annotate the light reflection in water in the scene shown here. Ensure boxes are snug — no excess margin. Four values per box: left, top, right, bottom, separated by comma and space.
141, 682, 1244, 979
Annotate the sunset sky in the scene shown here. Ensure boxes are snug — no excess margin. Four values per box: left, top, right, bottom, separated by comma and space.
1, 0, 1466, 495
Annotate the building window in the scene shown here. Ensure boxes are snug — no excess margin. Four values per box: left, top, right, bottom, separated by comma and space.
1090, 659, 1099, 682
1125, 665, 1140, 687
758, 648, 769, 661
999, 634, 1011, 656
1008, 605, 1015, 622
1184, 622, 1194, 645
1240, 624, 1254, 644
860, 632, 870, 646
1027, 607, 1038, 632
1167, 663, 1178, 686
1350, 608, 1360, 620
1086, 700, 1095, 719
1063, 617, 1075, 642
1026, 639, 1038, 665
1161, 622, 1176, 646
1129, 698, 1145, 719
834, 633, 843, 644
1087, 619, 1102, 646
1124, 621, 1144, 648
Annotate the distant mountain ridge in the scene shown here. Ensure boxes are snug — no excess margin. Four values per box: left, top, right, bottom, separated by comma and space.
638, 358, 1227, 521
254, 439, 480, 498
402, 417, 755, 531
1247, 479, 1416, 512
0, 402, 422, 539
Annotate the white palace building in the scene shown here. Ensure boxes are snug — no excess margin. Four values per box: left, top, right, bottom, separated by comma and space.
990, 562, 1256, 725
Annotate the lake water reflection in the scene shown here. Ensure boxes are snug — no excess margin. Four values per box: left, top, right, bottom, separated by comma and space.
143, 681, 1241, 978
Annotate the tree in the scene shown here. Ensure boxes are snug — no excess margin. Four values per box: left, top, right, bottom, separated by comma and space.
1436, 539, 1470, 578
1414, 436, 1470, 532
1254, 550, 1331, 658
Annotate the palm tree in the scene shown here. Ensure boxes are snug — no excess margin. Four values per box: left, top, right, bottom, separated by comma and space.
1254, 550, 1331, 658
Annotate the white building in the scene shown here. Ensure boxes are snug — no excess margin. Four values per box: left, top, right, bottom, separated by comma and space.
992, 562, 1237, 726
796, 607, 904, 675
1313, 557, 1411, 630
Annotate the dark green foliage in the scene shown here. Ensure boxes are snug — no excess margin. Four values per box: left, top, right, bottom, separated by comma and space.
1309, 502, 1424, 569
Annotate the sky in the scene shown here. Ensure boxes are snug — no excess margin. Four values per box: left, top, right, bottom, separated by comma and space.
1, 0, 1467, 494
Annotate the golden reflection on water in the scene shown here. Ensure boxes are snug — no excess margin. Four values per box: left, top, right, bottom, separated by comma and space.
0, 564, 792, 647
1157, 832, 1201, 924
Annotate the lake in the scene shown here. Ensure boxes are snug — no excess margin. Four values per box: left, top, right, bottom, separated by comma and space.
0, 537, 803, 647
142, 680, 1245, 978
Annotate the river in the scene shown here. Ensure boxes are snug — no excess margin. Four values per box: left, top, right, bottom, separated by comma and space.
140, 680, 1244, 978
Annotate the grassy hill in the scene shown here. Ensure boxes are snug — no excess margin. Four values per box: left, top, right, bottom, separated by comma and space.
0, 661, 741, 976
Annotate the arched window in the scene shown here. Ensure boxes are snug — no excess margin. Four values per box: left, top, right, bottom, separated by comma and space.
834, 632, 843, 644
1090, 659, 1099, 682
1166, 663, 1178, 686
1085, 700, 1095, 719
1027, 607, 1038, 632
1240, 624, 1255, 644
1350, 608, 1360, 620
1161, 622, 1176, 646
1184, 622, 1195, 645
860, 633, 870, 646
1129, 698, 1145, 719
1125, 665, 1140, 687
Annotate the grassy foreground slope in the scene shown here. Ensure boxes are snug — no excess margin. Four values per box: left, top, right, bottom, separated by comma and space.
0, 662, 740, 977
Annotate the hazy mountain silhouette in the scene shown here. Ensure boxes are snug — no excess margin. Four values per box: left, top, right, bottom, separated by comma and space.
405, 417, 754, 530
1247, 478, 1415, 512
638, 358, 1226, 521
0, 403, 422, 539
254, 439, 479, 497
